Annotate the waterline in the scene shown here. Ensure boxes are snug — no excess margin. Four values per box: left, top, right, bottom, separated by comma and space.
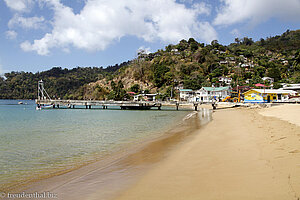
0, 100, 195, 191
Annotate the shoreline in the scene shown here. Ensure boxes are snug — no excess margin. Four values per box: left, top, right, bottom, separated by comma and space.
10, 109, 211, 199
115, 105, 300, 200
5, 104, 300, 199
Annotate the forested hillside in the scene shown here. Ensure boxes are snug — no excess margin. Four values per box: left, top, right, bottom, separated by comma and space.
90, 29, 300, 100
1, 29, 300, 100
0, 61, 130, 99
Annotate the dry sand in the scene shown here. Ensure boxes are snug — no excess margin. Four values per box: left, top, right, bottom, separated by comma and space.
115, 105, 300, 200
260, 104, 300, 126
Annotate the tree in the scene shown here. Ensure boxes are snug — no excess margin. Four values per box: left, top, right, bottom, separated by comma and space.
130, 84, 140, 93
190, 42, 199, 52
242, 37, 254, 46
165, 44, 174, 52
211, 40, 219, 48
235, 38, 240, 44
260, 38, 265, 46
177, 39, 189, 51
267, 63, 281, 82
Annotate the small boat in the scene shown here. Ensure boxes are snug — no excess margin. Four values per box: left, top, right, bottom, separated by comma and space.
36, 104, 53, 110
18, 101, 23, 104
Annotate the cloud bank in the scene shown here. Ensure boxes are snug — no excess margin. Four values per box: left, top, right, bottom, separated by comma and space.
4, 0, 34, 12
214, 0, 300, 26
8, 14, 45, 29
17, 0, 217, 55
6, 30, 18, 39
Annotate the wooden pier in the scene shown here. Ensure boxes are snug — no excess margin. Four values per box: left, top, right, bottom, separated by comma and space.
36, 99, 163, 110
35, 80, 200, 111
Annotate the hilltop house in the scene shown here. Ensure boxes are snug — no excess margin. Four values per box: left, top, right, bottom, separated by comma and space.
262, 77, 274, 83
244, 89, 297, 103
179, 89, 194, 102
171, 48, 180, 55
193, 87, 231, 103
218, 76, 232, 85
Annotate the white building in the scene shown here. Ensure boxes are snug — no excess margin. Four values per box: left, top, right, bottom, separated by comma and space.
179, 89, 194, 102
171, 48, 180, 55
134, 94, 157, 101
281, 84, 300, 93
218, 76, 232, 85
193, 87, 231, 103
262, 77, 274, 83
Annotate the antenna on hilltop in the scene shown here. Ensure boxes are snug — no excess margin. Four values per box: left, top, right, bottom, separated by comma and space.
38, 80, 51, 100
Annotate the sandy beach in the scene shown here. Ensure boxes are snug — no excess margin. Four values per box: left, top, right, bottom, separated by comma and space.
14, 104, 300, 200
115, 105, 300, 200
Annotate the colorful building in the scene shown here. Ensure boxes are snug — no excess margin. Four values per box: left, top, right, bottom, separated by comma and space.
244, 89, 297, 103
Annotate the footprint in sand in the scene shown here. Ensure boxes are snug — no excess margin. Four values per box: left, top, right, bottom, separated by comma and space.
289, 150, 299, 154
273, 137, 287, 142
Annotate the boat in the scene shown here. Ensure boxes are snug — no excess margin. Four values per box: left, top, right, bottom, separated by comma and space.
36, 104, 53, 110
18, 101, 23, 104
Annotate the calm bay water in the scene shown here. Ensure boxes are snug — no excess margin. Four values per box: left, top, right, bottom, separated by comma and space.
0, 100, 193, 190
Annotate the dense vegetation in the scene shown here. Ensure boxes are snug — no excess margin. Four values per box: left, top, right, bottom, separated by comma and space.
0, 61, 130, 99
1, 29, 300, 100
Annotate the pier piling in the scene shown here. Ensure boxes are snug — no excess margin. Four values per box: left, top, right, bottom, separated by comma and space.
194, 103, 198, 111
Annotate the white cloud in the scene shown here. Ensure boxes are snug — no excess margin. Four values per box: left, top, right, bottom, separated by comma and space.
178, 0, 194, 4
230, 28, 240, 37
137, 46, 152, 55
8, 14, 45, 29
0, 62, 4, 76
214, 0, 300, 26
20, 0, 217, 55
192, 2, 211, 16
6, 30, 18, 39
4, 0, 34, 12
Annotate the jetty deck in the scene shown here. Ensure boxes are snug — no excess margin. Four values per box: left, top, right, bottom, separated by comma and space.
36, 99, 163, 110
35, 80, 200, 110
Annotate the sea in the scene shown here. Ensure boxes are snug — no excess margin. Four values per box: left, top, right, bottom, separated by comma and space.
0, 99, 210, 191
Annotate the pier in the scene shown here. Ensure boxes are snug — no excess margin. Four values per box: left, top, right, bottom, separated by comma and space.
35, 80, 200, 111
36, 99, 162, 110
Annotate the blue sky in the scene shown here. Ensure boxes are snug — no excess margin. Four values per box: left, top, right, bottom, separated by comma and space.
0, 0, 300, 74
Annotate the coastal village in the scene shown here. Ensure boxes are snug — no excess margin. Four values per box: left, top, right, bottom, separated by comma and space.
1, 1, 300, 199
2, 30, 300, 104
177, 81, 300, 103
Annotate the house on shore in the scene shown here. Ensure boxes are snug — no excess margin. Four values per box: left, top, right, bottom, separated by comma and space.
193, 87, 231, 103
134, 93, 157, 101
281, 84, 300, 93
244, 89, 297, 103
179, 89, 194, 102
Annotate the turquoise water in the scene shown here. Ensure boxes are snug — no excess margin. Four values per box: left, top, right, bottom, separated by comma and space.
0, 100, 192, 189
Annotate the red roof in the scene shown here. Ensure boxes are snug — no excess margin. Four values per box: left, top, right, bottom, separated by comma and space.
255, 83, 270, 87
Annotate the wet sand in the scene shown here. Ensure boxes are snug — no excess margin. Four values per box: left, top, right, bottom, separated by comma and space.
115, 106, 300, 200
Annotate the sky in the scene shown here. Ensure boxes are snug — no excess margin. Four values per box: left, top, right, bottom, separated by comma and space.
0, 0, 300, 74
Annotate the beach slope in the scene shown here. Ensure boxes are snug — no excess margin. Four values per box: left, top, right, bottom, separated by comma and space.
115, 107, 300, 200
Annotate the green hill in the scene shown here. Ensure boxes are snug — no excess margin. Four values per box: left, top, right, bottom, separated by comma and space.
1, 29, 300, 100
